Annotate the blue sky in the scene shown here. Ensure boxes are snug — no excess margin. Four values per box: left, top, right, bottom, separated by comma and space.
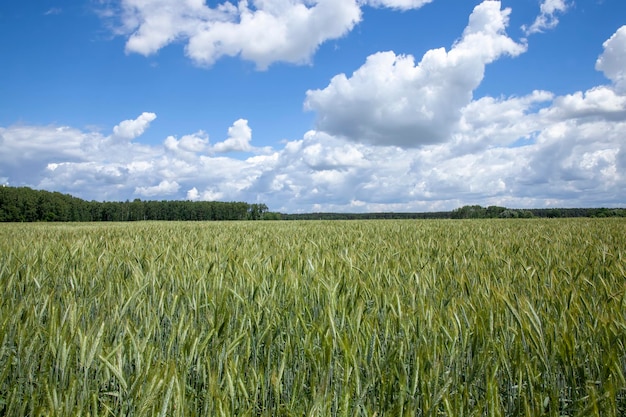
1, 0, 625, 213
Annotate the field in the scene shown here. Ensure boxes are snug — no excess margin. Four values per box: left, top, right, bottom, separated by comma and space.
0, 219, 625, 416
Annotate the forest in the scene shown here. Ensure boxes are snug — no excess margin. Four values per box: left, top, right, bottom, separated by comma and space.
280, 205, 626, 220
0, 186, 624, 222
0, 186, 272, 222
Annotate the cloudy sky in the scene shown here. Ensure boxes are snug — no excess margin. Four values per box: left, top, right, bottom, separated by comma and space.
1, 0, 625, 213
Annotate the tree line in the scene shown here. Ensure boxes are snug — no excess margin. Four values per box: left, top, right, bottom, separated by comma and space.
0, 186, 274, 222
278, 205, 625, 220
1, 186, 623, 222
449, 205, 625, 219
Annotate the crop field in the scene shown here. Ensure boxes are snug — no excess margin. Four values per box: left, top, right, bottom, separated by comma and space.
0, 219, 625, 416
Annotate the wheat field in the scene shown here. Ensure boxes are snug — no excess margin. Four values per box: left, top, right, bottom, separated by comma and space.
0, 219, 624, 416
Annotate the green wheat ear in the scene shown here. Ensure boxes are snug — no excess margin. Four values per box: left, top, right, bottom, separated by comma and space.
0, 218, 624, 416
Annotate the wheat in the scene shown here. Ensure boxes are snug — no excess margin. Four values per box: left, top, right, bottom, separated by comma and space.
0, 219, 624, 415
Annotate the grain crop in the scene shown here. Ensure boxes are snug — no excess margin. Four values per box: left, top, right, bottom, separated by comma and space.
0, 219, 624, 416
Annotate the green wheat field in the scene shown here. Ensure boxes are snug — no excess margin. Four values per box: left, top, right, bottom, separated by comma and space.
1, 219, 625, 416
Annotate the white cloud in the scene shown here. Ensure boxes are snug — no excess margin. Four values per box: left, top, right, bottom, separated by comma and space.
0, 113, 161, 200
109, 0, 438, 69
2, 89, 625, 212
364, 0, 433, 11
596, 26, 626, 92
187, 187, 200, 200
44, 8, 62, 16
305, 0, 526, 147
112, 112, 157, 140
519, 118, 624, 198
164, 131, 210, 155
523, 0, 569, 35
540, 87, 626, 121
454, 90, 553, 153
213, 119, 253, 153
117, 0, 363, 69
301, 135, 368, 170
187, 186, 224, 201
0, 125, 94, 186
135, 180, 180, 197
2, 12, 625, 213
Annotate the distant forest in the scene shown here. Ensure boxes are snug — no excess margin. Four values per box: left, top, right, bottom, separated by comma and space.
0, 186, 273, 222
282, 205, 626, 220
0, 186, 624, 222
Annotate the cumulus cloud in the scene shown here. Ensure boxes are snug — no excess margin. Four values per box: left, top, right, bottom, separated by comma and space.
164, 131, 210, 155
301, 135, 369, 170
518, 119, 623, 199
2, 16, 625, 213
112, 112, 157, 140
454, 90, 554, 153
364, 0, 433, 11
213, 119, 253, 153
596, 26, 626, 92
2, 90, 625, 212
540, 87, 626, 121
0, 113, 161, 199
116, 0, 362, 69
187, 186, 224, 201
108, 0, 437, 69
0, 125, 95, 185
135, 180, 180, 197
523, 0, 569, 35
187, 187, 200, 200
305, 0, 526, 147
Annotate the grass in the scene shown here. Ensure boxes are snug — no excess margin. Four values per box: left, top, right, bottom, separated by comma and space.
0, 219, 625, 416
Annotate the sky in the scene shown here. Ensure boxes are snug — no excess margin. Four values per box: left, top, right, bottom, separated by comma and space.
1, 0, 625, 213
